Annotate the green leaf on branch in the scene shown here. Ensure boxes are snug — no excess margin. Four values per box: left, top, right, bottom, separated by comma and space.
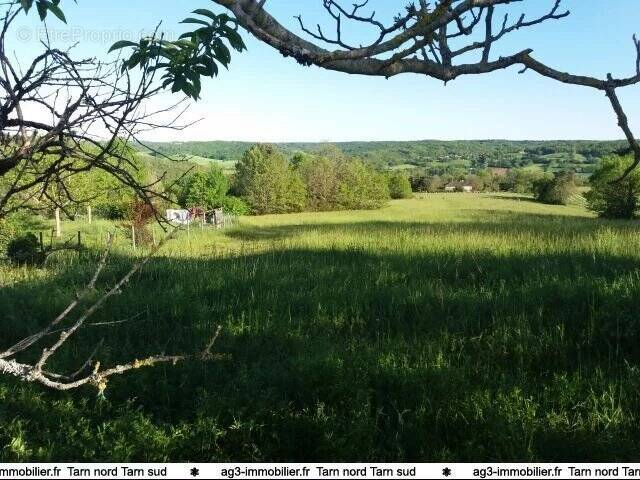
108, 8, 246, 100
108, 40, 138, 53
20, 0, 69, 23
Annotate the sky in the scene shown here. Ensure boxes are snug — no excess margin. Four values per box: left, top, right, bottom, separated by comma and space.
9, 0, 640, 142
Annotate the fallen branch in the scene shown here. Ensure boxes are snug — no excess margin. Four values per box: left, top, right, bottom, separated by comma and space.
0, 229, 223, 392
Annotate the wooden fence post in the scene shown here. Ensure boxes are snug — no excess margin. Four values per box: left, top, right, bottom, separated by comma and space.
131, 225, 136, 250
54, 208, 61, 238
77, 231, 82, 248
87, 205, 92, 224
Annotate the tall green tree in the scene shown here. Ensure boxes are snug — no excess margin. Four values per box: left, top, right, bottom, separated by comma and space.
178, 165, 229, 210
336, 160, 390, 210
387, 171, 413, 199
299, 155, 340, 211
235, 145, 306, 215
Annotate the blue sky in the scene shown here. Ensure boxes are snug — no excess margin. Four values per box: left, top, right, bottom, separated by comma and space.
11, 0, 640, 142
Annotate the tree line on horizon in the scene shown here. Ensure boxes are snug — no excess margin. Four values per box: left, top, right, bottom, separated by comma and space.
144, 139, 629, 175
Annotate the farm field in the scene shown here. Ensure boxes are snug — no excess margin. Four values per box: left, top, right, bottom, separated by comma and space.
2, 193, 640, 461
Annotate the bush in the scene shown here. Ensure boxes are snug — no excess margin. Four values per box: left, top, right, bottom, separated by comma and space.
0, 218, 19, 254
534, 171, 577, 205
585, 155, 640, 219
235, 145, 307, 215
387, 172, 413, 199
219, 196, 250, 216
95, 202, 130, 220
410, 174, 443, 193
127, 201, 155, 246
7, 233, 44, 265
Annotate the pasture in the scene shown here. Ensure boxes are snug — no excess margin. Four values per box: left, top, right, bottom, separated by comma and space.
2, 193, 640, 461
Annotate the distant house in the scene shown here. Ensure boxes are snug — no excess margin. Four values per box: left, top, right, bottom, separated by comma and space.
444, 182, 474, 193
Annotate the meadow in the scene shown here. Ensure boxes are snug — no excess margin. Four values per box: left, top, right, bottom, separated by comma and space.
2, 193, 640, 461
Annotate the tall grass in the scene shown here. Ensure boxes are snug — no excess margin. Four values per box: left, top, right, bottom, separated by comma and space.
1, 193, 640, 461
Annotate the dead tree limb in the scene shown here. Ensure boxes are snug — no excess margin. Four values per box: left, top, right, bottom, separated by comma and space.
0, 229, 223, 392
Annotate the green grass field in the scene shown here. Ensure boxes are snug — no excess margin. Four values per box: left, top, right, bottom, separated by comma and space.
2, 193, 640, 461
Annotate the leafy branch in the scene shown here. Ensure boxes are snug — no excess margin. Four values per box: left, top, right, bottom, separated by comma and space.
110, 10, 246, 99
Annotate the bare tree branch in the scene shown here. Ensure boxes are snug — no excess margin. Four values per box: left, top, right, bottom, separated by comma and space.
211, 0, 640, 172
0, 7, 191, 221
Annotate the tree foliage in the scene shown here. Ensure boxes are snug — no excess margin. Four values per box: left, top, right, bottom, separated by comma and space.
534, 171, 577, 205
176, 165, 249, 215
501, 168, 546, 194
19, 1, 246, 100
299, 155, 341, 211
585, 155, 640, 219
387, 172, 413, 199
178, 165, 229, 210
109, 9, 246, 100
235, 145, 307, 215
335, 159, 389, 210
235, 145, 390, 214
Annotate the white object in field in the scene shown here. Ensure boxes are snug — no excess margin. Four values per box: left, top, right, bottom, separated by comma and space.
166, 209, 191, 224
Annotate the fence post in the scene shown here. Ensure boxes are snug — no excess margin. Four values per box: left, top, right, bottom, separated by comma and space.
54, 207, 61, 238
77, 231, 82, 248
39, 232, 44, 253
87, 205, 92, 224
131, 225, 136, 250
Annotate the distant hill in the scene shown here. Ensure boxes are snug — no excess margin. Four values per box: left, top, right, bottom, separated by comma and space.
140, 140, 629, 175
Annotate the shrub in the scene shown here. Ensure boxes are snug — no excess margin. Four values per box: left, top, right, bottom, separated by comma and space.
219, 196, 250, 216
7, 233, 44, 265
0, 217, 19, 254
585, 155, 640, 219
387, 172, 413, 199
410, 174, 443, 193
235, 145, 306, 215
127, 201, 155, 246
534, 171, 577, 205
